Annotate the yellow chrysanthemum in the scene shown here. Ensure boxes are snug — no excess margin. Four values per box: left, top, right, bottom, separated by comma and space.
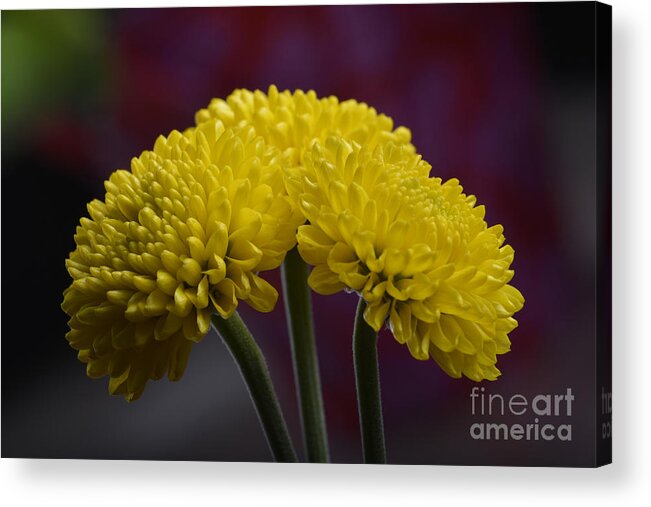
286, 137, 525, 381
195, 85, 414, 166
62, 120, 303, 400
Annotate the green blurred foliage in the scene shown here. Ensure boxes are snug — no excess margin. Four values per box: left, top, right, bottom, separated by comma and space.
1, 10, 108, 140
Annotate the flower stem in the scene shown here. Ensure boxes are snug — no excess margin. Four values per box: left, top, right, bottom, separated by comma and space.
353, 298, 387, 464
212, 312, 298, 463
281, 248, 330, 463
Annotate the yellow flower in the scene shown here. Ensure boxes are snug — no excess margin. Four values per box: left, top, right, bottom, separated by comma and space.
195, 85, 414, 166
286, 137, 525, 381
62, 120, 303, 400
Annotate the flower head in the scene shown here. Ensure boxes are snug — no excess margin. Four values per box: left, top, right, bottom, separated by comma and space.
195, 85, 414, 166
62, 120, 303, 400
286, 137, 524, 381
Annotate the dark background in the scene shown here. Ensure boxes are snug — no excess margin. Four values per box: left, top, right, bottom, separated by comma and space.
2, 3, 603, 465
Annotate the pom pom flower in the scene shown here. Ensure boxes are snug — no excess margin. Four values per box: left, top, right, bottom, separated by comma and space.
62, 85, 525, 464
62, 120, 302, 400
195, 85, 414, 166
285, 137, 525, 381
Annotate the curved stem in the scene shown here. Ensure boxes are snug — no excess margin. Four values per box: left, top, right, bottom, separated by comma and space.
353, 298, 387, 464
281, 248, 329, 463
212, 312, 298, 463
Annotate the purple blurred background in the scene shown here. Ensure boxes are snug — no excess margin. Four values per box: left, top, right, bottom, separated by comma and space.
2, 3, 601, 465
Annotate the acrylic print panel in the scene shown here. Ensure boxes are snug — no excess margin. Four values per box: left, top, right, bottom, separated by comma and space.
1, 2, 611, 467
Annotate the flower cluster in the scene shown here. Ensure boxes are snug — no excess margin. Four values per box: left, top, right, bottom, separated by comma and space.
63, 85, 524, 400
62, 121, 302, 400
286, 137, 524, 381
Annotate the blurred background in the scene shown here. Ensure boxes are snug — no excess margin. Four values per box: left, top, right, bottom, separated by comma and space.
2, 3, 600, 465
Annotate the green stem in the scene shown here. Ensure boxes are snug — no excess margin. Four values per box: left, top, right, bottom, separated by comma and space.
212, 312, 298, 463
353, 298, 387, 464
281, 248, 329, 463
